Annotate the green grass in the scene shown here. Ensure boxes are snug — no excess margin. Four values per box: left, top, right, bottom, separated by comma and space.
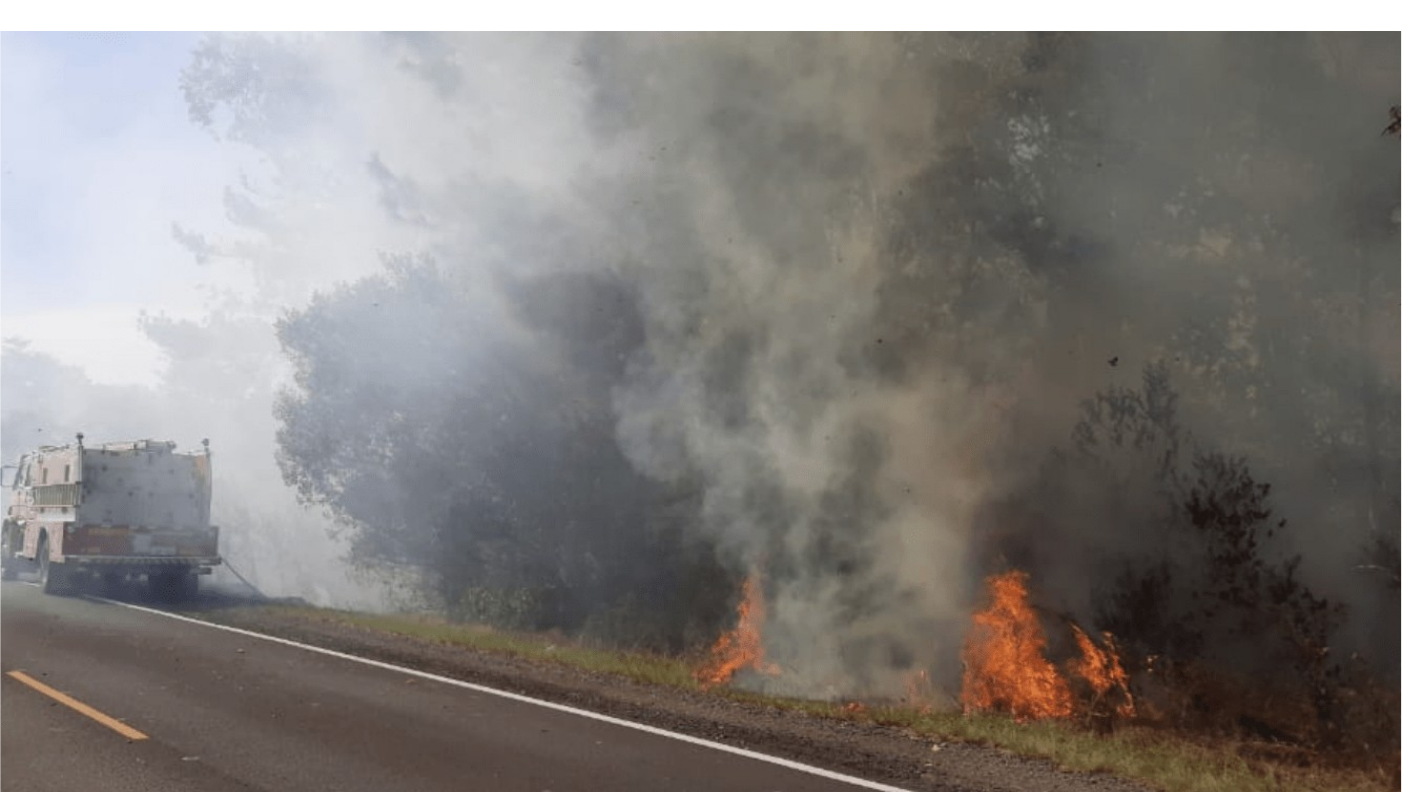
261, 606, 700, 689
218, 605, 1397, 792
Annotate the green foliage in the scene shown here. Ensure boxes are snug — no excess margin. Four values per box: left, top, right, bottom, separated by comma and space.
451, 586, 560, 632
272, 256, 733, 649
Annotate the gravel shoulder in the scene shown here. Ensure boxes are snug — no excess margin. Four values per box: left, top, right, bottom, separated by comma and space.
186, 600, 1152, 792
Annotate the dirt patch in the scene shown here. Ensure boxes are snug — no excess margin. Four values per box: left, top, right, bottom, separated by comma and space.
188, 603, 1150, 792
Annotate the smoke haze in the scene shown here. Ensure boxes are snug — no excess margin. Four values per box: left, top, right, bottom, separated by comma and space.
3, 32, 1396, 695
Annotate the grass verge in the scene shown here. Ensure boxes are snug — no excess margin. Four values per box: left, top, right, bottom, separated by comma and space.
206, 604, 1398, 792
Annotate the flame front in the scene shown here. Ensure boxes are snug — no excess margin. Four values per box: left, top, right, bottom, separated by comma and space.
694, 572, 781, 689
960, 570, 1074, 720
1070, 625, 1136, 718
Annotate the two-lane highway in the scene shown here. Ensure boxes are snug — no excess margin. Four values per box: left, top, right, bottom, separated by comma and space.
1, 581, 911, 792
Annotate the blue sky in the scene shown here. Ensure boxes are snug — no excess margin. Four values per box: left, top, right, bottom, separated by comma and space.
2, 32, 248, 384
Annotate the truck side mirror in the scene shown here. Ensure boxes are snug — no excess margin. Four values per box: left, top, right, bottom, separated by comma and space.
0, 466, 15, 488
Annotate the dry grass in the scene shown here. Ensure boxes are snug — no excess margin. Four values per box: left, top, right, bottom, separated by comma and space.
222, 605, 1399, 792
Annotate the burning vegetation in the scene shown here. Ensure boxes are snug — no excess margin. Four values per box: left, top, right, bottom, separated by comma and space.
694, 572, 781, 689
960, 571, 1075, 720
960, 570, 1135, 724
1069, 625, 1135, 720
699, 567, 1141, 730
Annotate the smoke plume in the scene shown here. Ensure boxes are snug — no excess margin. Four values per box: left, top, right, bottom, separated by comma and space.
8, 33, 1393, 696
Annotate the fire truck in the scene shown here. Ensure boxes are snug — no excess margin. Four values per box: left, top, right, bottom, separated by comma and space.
1, 435, 221, 600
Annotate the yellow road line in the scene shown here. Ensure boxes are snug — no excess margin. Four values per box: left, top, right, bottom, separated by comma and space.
6, 670, 148, 741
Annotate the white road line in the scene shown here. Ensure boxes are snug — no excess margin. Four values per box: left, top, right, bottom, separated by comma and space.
87, 595, 917, 792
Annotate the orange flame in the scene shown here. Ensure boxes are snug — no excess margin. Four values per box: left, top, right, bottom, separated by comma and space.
695, 572, 781, 689
961, 570, 1137, 723
1070, 625, 1136, 718
960, 570, 1074, 720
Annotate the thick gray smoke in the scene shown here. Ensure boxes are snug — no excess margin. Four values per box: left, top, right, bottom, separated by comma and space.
597, 35, 1039, 692
199, 32, 1398, 692
9, 33, 1392, 697
586, 33, 1398, 690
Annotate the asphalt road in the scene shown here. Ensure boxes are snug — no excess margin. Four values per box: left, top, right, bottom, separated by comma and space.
1, 580, 908, 792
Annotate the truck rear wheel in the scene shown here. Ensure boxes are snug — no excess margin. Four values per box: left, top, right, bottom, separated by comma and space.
1, 528, 16, 581
150, 570, 197, 604
178, 572, 199, 602
100, 572, 126, 597
38, 536, 69, 595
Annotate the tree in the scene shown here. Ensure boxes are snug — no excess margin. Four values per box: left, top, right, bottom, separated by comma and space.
273, 256, 727, 647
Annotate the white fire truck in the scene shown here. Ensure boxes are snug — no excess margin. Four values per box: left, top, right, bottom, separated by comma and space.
1, 435, 221, 600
